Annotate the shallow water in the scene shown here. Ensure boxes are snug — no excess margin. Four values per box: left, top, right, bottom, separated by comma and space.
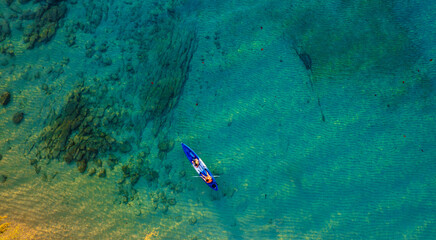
0, 0, 435, 239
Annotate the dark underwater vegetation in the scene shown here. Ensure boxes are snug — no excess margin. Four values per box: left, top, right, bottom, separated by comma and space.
0, 0, 435, 239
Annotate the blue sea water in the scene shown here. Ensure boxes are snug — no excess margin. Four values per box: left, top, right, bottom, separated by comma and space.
0, 0, 435, 239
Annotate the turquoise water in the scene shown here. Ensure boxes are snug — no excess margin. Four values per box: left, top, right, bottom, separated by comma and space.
0, 0, 435, 239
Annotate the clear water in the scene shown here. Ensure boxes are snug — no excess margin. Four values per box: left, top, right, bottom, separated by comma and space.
0, 0, 435, 239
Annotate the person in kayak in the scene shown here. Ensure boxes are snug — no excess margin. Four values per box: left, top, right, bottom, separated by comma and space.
200, 171, 213, 183
191, 157, 200, 168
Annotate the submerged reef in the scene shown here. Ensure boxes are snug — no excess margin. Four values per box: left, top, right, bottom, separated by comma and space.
22, 2, 67, 49
0, 19, 11, 42
0, 41, 15, 57
12, 112, 24, 124
32, 82, 116, 173
157, 137, 174, 160
0, 92, 11, 106
0, 175, 7, 183
83, 0, 108, 33
117, 153, 163, 205
1, 0, 69, 50
149, 189, 177, 213
135, 2, 198, 135
20, 0, 197, 211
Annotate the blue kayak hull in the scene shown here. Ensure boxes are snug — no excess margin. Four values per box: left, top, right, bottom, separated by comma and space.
181, 143, 218, 191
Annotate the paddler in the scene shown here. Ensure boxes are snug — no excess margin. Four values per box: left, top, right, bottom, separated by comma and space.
192, 157, 200, 168
200, 171, 213, 183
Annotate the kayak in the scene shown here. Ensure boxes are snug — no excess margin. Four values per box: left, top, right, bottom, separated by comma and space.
181, 143, 218, 191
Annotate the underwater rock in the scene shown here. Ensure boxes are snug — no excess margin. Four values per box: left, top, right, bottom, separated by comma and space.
34, 71, 41, 79
0, 41, 14, 56
164, 179, 172, 187
41, 173, 48, 182
12, 112, 24, 124
29, 158, 37, 165
60, 57, 70, 66
158, 204, 168, 213
5, 0, 13, 6
167, 197, 176, 206
109, 73, 119, 81
116, 178, 124, 184
66, 33, 75, 46
189, 216, 197, 225
157, 138, 174, 160
0, 19, 11, 42
88, 167, 96, 176
63, 152, 73, 163
298, 52, 312, 70
121, 164, 130, 177
0, 91, 11, 106
150, 192, 158, 203
97, 42, 108, 52
173, 183, 183, 193
21, 10, 36, 20
134, 209, 141, 216
157, 139, 174, 152
139, 21, 197, 137
0, 57, 8, 66
41, 83, 48, 91
157, 151, 166, 161
95, 107, 104, 118
144, 169, 159, 182
85, 39, 95, 49
107, 154, 118, 170
93, 52, 102, 60
97, 168, 106, 178
0, 154, 2, 161
18, 0, 31, 4
23, 3, 67, 49
126, 62, 134, 73
118, 182, 138, 204
0, 175, 6, 183
95, 158, 102, 167
119, 141, 132, 153
130, 173, 140, 185
101, 56, 112, 66
77, 160, 87, 173
140, 147, 150, 157
83, 2, 104, 33
33, 84, 115, 175
85, 48, 95, 58
34, 165, 41, 174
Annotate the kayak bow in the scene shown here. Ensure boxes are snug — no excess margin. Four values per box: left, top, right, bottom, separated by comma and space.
181, 143, 218, 191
